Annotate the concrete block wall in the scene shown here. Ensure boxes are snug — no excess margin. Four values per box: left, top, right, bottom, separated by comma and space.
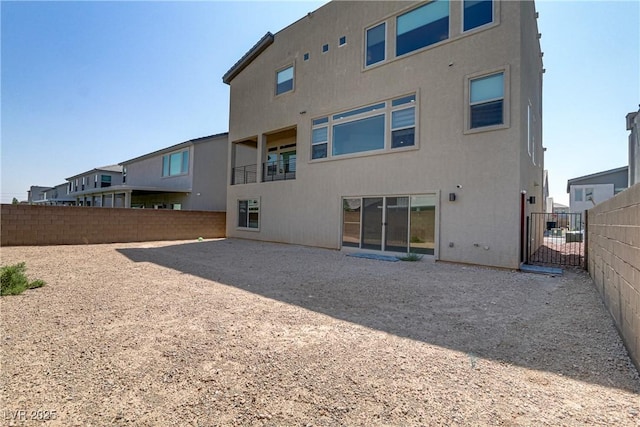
1, 204, 225, 246
587, 183, 640, 369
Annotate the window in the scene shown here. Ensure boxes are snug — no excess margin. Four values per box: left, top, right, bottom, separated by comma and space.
162, 150, 189, 177
311, 94, 416, 160
366, 22, 385, 66
391, 95, 416, 148
585, 188, 594, 201
469, 72, 504, 128
303, 52, 309, 61
100, 175, 112, 188
574, 188, 583, 202
238, 199, 259, 229
322, 43, 329, 53
396, 0, 449, 57
123, 166, 127, 184
276, 65, 294, 95
94, 174, 98, 188
312, 117, 329, 159
333, 114, 385, 156
463, 0, 493, 32
339, 36, 346, 46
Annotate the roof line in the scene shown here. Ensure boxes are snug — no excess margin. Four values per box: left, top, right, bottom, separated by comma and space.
222, 32, 274, 85
120, 132, 228, 165
566, 166, 628, 192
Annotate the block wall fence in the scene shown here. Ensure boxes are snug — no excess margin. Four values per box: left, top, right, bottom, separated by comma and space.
587, 183, 640, 370
1, 204, 226, 246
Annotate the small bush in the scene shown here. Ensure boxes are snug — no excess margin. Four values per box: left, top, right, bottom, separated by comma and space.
1, 263, 45, 296
397, 253, 424, 262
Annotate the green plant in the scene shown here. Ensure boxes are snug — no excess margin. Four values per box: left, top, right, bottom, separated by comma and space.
397, 253, 424, 262
410, 236, 424, 243
1, 263, 45, 296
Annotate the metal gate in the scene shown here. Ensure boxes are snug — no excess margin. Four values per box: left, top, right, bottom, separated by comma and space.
526, 212, 585, 268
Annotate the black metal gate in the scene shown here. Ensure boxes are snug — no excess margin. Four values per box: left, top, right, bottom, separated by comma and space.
526, 212, 585, 268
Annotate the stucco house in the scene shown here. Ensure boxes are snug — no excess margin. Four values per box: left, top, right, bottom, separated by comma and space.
29, 183, 75, 206
66, 165, 125, 207
223, 0, 544, 269
566, 166, 629, 219
118, 133, 228, 210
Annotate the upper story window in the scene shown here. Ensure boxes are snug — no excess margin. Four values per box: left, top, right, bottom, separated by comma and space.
463, 0, 493, 32
162, 150, 189, 177
311, 94, 417, 160
275, 65, 294, 95
339, 36, 346, 46
469, 72, 504, 129
100, 175, 112, 188
396, 0, 449, 57
391, 95, 416, 148
365, 22, 386, 66
574, 188, 583, 202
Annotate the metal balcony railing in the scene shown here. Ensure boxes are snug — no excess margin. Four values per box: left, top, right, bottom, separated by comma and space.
262, 158, 296, 182
231, 164, 257, 185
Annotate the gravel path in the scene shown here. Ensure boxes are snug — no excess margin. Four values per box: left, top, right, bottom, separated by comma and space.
1, 239, 639, 426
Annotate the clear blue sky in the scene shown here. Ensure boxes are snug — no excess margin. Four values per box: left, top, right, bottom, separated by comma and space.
1, 1, 638, 205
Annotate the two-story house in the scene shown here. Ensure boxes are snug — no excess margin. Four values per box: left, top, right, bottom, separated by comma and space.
66, 165, 124, 207
118, 133, 228, 210
566, 166, 629, 229
223, 0, 543, 269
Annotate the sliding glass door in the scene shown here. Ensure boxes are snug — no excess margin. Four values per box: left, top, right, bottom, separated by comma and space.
342, 195, 435, 254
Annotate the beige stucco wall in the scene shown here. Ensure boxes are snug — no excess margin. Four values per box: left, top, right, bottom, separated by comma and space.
226, 0, 543, 269
587, 183, 640, 369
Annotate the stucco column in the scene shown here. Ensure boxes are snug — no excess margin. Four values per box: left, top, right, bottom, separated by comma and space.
257, 133, 265, 183
124, 191, 131, 208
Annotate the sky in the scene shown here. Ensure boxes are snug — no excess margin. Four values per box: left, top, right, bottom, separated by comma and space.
1, 0, 639, 205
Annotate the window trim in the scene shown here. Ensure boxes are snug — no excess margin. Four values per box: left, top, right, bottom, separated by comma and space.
395, 0, 451, 58
364, 21, 386, 68
237, 198, 260, 231
162, 149, 190, 177
464, 67, 510, 134
310, 92, 418, 162
275, 64, 295, 96
462, 0, 495, 33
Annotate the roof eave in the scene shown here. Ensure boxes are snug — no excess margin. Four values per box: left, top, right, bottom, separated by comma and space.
222, 32, 274, 85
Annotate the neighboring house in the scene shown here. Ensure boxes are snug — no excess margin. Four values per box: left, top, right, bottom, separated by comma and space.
223, 0, 544, 269
118, 133, 228, 210
27, 186, 51, 204
566, 166, 628, 226
30, 183, 75, 206
627, 108, 639, 186
66, 165, 124, 207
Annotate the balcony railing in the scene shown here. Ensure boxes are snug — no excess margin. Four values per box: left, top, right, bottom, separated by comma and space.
262, 158, 296, 182
232, 164, 257, 185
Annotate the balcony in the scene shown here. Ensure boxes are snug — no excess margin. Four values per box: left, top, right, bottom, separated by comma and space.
262, 157, 296, 182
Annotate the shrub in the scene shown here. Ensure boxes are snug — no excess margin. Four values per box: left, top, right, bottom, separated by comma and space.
397, 253, 424, 262
1, 263, 45, 296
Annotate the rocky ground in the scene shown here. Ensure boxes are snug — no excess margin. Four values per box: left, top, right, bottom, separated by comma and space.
1, 239, 639, 426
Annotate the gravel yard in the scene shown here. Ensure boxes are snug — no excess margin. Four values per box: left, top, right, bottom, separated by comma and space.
1, 238, 639, 426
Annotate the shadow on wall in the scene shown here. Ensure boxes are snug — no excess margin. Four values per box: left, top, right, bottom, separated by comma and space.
117, 239, 639, 394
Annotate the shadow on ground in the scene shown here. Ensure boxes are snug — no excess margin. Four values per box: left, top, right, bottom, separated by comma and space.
118, 238, 639, 394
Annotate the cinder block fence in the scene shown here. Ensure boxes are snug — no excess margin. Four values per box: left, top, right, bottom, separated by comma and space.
1, 204, 225, 246
587, 184, 640, 370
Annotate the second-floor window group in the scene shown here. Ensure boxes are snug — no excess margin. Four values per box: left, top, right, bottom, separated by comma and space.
366, 0, 494, 67
311, 94, 416, 160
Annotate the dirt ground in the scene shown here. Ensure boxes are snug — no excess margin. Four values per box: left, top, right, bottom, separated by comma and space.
1, 239, 639, 426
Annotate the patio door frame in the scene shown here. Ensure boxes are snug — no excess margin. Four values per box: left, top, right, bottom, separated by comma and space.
342, 194, 436, 255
